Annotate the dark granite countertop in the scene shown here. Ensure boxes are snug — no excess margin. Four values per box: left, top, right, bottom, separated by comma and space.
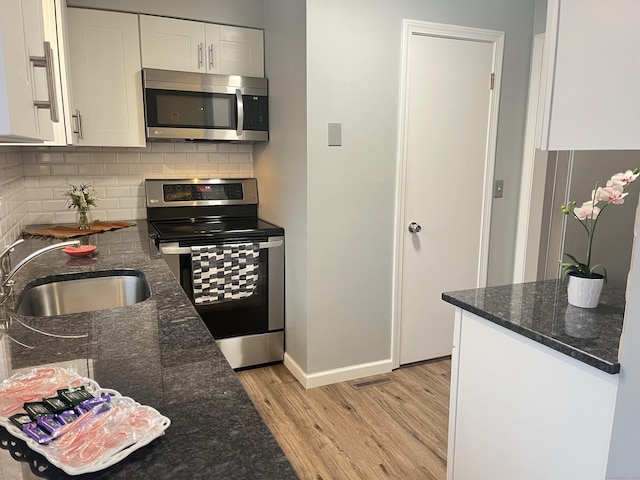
442, 280, 625, 375
0, 223, 298, 479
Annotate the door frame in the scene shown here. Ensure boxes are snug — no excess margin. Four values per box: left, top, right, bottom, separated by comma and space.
391, 20, 504, 368
513, 33, 547, 283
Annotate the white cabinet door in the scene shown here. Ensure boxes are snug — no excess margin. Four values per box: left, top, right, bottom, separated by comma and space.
139, 15, 264, 77
67, 8, 145, 147
0, 0, 55, 142
539, 0, 640, 150
3, 0, 73, 146
139, 15, 205, 73
447, 309, 618, 480
218, 25, 264, 77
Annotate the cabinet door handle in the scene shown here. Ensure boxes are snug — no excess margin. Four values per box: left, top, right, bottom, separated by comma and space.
72, 109, 83, 140
208, 44, 214, 70
30, 41, 59, 123
198, 42, 204, 68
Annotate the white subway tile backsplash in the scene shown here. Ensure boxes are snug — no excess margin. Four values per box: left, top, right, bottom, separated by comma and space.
103, 164, 128, 175
174, 143, 197, 153
27, 200, 42, 213
91, 153, 117, 164
38, 175, 68, 187
188, 153, 208, 164
140, 153, 164, 164
117, 175, 145, 186
22, 152, 37, 164
116, 153, 140, 164
209, 153, 230, 164
97, 199, 120, 209
217, 144, 240, 153
119, 197, 144, 209
219, 164, 240, 173
106, 186, 131, 198
14, 144, 253, 229
80, 164, 106, 176
28, 188, 54, 201
64, 153, 91, 164
23, 164, 51, 176
128, 164, 153, 175
164, 153, 187, 164
196, 143, 219, 152
197, 164, 219, 175
36, 152, 64, 163
150, 143, 175, 153
51, 164, 78, 176
230, 153, 251, 164
175, 164, 198, 175
24, 177, 40, 188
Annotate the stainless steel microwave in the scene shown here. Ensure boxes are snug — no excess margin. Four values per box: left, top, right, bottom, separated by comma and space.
142, 68, 268, 143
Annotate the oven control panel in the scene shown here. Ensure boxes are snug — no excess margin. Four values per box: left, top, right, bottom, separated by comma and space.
163, 183, 243, 202
145, 178, 258, 207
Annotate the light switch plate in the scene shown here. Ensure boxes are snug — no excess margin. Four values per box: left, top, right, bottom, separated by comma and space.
494, 179, 504, 198
328, 123, 342, 146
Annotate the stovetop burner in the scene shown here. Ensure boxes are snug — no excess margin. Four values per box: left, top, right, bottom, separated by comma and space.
149, 218, 284, 242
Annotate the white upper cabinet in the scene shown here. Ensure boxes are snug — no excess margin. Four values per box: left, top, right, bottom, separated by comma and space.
139, 15, 264, 78
67, 8, 145, 147
217, 25, 264, 78
0, 0, 59, 142
538, 0, 640, 150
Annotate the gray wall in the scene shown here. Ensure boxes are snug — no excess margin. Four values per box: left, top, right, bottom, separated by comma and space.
66, 0, 265, 28
255, 0, 308, 371
300, 0, 535, 375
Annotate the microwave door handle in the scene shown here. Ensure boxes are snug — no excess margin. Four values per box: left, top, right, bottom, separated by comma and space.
236, 89, 244, 137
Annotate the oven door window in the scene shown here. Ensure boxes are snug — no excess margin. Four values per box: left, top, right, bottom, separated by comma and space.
145, 89, 236, 129
178, 248, 270, 339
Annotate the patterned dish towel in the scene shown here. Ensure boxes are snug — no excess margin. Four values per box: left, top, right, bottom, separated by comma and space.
191, 243, 260, 304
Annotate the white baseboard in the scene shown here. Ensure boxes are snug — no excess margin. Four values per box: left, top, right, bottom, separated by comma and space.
283, 353, 393, 389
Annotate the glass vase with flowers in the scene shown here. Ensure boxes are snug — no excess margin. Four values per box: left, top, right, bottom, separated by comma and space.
64, 183, 98, 230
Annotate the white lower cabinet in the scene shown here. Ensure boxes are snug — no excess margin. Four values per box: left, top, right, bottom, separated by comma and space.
447, 309, 618, 480
67, 8, 145, 147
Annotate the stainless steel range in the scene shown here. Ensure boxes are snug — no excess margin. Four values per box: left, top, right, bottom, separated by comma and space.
145, 178, 284, 369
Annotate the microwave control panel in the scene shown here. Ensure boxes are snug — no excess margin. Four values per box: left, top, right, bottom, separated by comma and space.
243, 95, 269, 131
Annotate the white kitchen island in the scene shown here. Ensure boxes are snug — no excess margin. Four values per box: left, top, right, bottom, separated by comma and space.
443, 280, 623, 480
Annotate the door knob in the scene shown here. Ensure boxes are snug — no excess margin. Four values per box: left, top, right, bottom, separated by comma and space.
408, 222, 422, 233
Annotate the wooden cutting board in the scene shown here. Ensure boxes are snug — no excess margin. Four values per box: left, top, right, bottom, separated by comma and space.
22, 220, 137, 239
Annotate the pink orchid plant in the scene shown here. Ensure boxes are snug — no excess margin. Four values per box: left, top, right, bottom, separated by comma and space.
560, 168, 640, 281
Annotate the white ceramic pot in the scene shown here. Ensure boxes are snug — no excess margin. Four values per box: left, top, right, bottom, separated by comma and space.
566, 272, 605, 308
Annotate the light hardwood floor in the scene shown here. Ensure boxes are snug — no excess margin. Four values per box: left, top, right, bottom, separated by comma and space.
237, 359, 451, 480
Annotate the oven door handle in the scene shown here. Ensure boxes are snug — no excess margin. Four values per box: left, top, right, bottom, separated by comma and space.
160, 239, 283, 255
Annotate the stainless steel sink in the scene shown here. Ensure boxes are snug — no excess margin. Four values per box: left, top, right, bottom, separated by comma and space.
15, 270, 151, 317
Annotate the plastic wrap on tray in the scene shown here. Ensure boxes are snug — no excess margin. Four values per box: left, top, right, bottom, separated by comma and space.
44, 397, 167, 468
0, 367, 85, 417
0, 367, 171, 475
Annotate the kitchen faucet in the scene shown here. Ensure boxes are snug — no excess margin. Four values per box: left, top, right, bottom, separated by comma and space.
0, 239, 80, 303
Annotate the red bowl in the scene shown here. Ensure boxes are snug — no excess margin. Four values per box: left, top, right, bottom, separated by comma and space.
63, 245, 96, 258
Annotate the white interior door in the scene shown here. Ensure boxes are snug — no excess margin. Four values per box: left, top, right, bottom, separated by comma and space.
396, 22, 502, 366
